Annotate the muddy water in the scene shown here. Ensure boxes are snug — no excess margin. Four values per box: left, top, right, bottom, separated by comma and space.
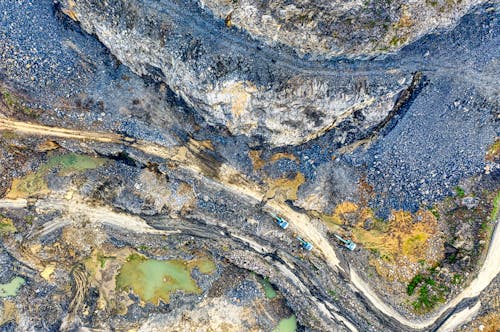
258, 277, 277, 299
273, 315, 297, 332
6, 153, 105, 199
0, 276, 25, 297
116, 254, 215, 304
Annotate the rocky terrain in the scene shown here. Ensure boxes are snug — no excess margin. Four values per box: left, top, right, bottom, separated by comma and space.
0, 0, 499, 331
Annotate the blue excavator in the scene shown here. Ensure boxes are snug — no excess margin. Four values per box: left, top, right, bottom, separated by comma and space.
297, 236, 313, 251
333, 234, 356, 251
269, 212, 312, 251
269, 212, 289, 229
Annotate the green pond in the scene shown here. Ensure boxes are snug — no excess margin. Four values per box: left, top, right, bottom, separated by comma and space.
8, 153, 105, 198
273, 315, 297, 332
49, 153, 106, 174
116, 254, 215, 305
0, 277, 25, 298
258, 277, 277, 299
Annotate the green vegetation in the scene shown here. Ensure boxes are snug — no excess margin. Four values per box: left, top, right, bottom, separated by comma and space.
389, 36, 407, 47
258, 276, 277, 299
490, 191, 500, 222
272, 315, 297, 332
1, 90, 38, 118
447, 252, 458, 264
1, 130, 18, 140
328, 289, 339, 301
407, 270, 447, 312
116, 254, 215, 305
407, 274, 423, 296
97, 254, 115, 268
0, 217, 16, 234
454, 186, 465, 198
428, 206, 440, 220
486, 139, 500, 161
7, 153, 106, 198
0, 277, 25, 298
451, 274, 462, 285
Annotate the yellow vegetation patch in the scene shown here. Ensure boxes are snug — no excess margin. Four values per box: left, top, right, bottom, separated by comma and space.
0, 217, 16, 234
30, 243, 42, 255
37, 140, 60, 152
394, 6, 413, 28
269, 152, 298, 163
355, 209, 442, 281
486, 138, 500, 161
314, 202, 364, 230
220, 81, 257, 118
320, 201, 444, 281
0, 300, 18, 325
249, 151, 298, 172
475, 311, 500, 332
188, 138, 214, 151
249, 150, 265, 171
352, 209, 439, 262
40, 263, 56, 281
265, 172, 305, 201
62, 0, 78, 21
6, 173, 50, 199
335, 201, 358, 215
84, 248, 133, 313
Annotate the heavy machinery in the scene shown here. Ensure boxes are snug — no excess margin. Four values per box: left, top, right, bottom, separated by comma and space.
333, 234, 356, 251
297, 236, 313, 251
269, 213, 289, 229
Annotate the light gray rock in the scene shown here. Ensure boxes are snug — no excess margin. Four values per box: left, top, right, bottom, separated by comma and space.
200, 0, 483, 58
59, 0, 413, 147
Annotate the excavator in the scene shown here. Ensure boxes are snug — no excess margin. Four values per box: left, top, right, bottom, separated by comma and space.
297, 236, 313, 251
269, 212, 289, 229
333, 234, 356, 251
268, 212, 312, 251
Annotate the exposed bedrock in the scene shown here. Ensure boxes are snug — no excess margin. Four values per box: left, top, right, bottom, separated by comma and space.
200, 0, 483, 58
58, 0, 494, 149
58, 0, 419, 147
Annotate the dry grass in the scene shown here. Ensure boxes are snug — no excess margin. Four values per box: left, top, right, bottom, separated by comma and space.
269, 152, 298, 163
318, 201, 443, 281
265, 172, 305, 201
475, 312, 500, 332
249, 150, 265, 170
249, 151, 298, 172
486, 139, 500, 161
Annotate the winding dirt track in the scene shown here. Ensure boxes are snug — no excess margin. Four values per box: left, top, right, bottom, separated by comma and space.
0, 198, 27, 209
1, 116, 498, 331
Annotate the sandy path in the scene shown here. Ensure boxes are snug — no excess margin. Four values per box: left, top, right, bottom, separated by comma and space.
35, 198, 177, 235
1, 116, 499, 330
0, 198, 28, 209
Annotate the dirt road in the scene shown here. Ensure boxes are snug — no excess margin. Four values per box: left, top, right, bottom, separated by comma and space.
34, 197, 177, 235
1, 116, 499, 331
0, 198, 28, 209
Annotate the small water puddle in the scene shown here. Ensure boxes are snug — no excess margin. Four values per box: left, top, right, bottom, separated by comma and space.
0, 276, 25, 298
273, 315, 297, 332
258, 276, 277, 299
